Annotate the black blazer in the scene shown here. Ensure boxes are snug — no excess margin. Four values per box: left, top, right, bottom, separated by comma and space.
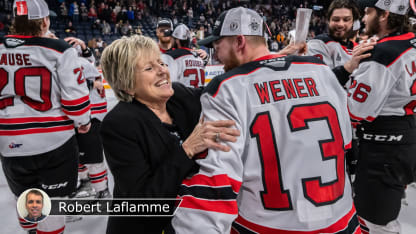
100, 83, 202, 234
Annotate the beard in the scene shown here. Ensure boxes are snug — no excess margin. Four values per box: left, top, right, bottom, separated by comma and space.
364, 15, 380, 37
222, 48, 240, 72
329, 25, 353, 41
159, 36, 172, 44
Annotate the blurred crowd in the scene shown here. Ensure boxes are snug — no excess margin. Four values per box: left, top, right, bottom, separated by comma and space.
0, 0, 330, 63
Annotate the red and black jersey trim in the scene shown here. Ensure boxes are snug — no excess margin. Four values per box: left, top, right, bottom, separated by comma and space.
91, 102, 107, 114
61, 95, 91, 116
18, 217, 38, 229
4, 35, 71, 53
361, 32, 415, 67
0, 116, 74, 135
204, 55, 326, 97
231, 205, 360, 234
165, 48, 196, 59
179, 184, 238, 200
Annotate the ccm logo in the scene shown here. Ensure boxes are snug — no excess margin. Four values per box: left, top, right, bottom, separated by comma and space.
363, 134, 403, 142
42, 182, 68, 190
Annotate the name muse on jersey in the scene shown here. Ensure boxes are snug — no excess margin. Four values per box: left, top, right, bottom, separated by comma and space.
254, 77, 320, 104
0, 53, 32, 66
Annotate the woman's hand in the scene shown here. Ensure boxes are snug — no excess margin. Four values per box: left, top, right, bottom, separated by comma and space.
182, 117, 240, 159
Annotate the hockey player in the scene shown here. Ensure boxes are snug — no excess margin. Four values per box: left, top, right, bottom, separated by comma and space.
0, 0, 91, 233
307, 0, 375, 85
75, 57, 110, 199
156, 18, 174, 53
172, 7, 360, 233
349, 0, 416, 233
162, 24, 206, 88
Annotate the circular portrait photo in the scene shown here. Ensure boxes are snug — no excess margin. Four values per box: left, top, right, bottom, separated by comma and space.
17, 188, 51, 223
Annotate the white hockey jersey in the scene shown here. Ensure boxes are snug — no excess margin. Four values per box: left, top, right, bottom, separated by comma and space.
0, 35, 91, 157
78, 58, 107, 121
348, 32, 416, 122
173, 54, 359, 233
161, 48, 205, 88
307, 34, 356, 69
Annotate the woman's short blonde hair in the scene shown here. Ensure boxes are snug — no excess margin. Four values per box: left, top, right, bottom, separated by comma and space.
101, 35, 159, 102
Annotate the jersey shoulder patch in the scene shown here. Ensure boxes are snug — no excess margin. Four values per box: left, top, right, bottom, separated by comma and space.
204, 55, 325, 96
4, 36, 71, 53
365, 33, 415, 67
165, 48, 194, 59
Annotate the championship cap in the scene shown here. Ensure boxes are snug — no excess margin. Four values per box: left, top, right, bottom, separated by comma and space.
172, 24, 191, 40
358, 0, 409, 15
13, 0, 49, 20
157, 18, 173, 30
197, 7, 264, 47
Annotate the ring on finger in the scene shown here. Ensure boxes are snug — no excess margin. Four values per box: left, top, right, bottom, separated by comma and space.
215, 132, 220, 142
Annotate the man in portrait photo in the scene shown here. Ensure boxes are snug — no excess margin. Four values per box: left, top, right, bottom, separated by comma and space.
24, 190, 46, 223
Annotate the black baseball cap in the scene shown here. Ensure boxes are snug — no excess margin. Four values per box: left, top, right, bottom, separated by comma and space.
157, 18, 173, 30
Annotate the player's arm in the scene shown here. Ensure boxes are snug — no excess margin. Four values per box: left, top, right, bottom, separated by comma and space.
347, 61, 397, 122
333, 41, 376, 86
64, 37, 96, 63
172, 90, 244, 233
306, 39, 334, 68
58, 48, 91, 127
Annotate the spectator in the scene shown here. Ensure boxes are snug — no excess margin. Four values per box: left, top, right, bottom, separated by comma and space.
80, 2, 88, 21
69, 1, 79, 22
65, 20, 76, 34
59, 2, 68, 23
102, 20, 111, 35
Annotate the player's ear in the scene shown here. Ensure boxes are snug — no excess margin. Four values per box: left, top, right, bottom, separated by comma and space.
379, 11, 389, 23
235, 35, 246, 50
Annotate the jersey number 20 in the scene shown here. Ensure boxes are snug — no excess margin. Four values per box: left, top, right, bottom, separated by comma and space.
250, 102, 345, 210
0, 67, 52, 111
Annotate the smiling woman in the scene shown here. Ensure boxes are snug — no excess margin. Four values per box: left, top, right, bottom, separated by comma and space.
99, 35, 240, 234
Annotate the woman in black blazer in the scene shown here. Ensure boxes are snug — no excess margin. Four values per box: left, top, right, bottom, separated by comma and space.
100, 35, 239, 234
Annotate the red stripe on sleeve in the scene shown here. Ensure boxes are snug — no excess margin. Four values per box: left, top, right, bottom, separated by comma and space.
37, 226, 65, 234
62, 105, 91, 116
182, 174, 242, 193
61, 95, 90, 106
89, 170, 107, 178
179, 195, 238, 215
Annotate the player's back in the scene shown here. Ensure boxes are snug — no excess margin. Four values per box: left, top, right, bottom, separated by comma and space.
204, 54, 356, 232
162, 48, 205, 88
0, 35, 90, 157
